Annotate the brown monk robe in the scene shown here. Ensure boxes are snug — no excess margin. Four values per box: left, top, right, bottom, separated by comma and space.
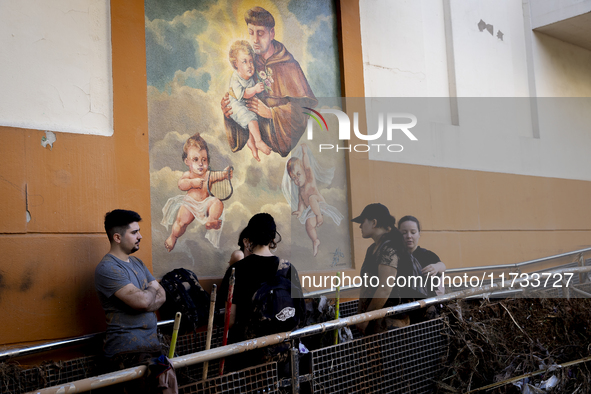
225, 39, 317, 157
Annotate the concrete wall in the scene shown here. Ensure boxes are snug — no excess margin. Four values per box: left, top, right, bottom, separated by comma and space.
529, 0, 591, 28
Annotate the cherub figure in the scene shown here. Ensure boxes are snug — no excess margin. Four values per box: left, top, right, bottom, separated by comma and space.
161, 133, 233, 251
282, 143, 344, 256
227, 40, 272, 162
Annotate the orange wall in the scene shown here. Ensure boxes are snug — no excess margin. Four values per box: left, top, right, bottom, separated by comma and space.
347, 159, 591, 270
0, 0, 152, 346
1, 0, 590, 351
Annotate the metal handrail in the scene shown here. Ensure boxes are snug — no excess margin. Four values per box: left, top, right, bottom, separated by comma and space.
446, 247, 591, 274
0, 320, 174, 361
4, 247, 589, 362
28, 265, 591, 394
302, 247, 591, 298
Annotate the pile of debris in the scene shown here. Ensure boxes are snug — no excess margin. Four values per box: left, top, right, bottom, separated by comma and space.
435, 297, 591, 393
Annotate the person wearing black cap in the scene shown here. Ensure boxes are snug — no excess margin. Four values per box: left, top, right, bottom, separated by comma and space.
352, 203, 417, 335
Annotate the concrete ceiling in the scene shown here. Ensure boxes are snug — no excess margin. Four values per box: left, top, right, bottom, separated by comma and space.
534, 12, 591, 51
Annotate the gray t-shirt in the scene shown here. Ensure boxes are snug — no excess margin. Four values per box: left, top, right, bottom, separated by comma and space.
95, 254, 160, 358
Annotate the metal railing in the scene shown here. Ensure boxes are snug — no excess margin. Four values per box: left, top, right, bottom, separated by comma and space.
26, 264, 591, 394
448, 247, 591, 273
2, 247, 589, 363
305, 247, 591, 297
0, 320, 174, 362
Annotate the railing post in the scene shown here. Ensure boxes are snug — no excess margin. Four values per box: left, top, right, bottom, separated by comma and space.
291, 341, 300, 394
563, 278, 571, 300
578, 252, 586, 285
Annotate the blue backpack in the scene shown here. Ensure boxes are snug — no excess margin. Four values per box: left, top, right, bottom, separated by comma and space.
249, 260, 305, 337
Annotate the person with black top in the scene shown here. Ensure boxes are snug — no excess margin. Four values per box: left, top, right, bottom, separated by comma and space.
227, 227, 251, 266
352, 203, 423, 335
217, 212, 303, 371
398, 215, 446, 296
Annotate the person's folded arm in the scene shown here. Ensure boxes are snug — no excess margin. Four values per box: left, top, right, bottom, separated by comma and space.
145, 281, 166, 312
114, 281, 164, 312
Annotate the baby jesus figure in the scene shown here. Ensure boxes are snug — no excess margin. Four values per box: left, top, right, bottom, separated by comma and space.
227, 40, 272, 162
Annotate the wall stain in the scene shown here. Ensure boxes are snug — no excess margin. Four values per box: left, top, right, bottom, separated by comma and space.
43, 290, 57, 300
52, 170, 72, 188
20, 270, 34, 292
0, 271, 6, 302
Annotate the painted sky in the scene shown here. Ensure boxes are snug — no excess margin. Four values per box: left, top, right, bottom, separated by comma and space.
145, 0, 341, 97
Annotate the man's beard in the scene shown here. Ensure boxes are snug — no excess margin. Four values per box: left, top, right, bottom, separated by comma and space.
129, 244, 140, 254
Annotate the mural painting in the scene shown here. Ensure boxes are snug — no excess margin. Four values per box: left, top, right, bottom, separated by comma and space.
146, 0, 350, 279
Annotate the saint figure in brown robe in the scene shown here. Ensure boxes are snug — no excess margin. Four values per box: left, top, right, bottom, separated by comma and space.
222, 7, 317, 158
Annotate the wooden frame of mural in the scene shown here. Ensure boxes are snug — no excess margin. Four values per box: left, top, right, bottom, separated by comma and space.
146, 0, 357, 279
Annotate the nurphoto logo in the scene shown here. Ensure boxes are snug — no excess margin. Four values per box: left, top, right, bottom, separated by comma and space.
304, 107, 418, 153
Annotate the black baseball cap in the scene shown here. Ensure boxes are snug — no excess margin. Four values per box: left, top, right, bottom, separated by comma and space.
351, 203, 391, 223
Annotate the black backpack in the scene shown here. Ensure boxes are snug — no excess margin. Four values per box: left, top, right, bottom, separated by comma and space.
160, 268, 210, 334
249, 260, 305, 337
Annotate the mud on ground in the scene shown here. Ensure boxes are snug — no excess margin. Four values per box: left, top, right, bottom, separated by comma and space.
435, 297, 591, 393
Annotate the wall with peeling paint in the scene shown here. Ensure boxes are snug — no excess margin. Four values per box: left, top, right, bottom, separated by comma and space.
0, 1, 150, 348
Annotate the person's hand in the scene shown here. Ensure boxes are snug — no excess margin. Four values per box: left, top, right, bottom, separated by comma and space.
246, 96, 272, 119
421, 263, 443, 276
255, 82, 265, 94
192, 178, 205, 189
221, 92, 232, 118
225, 166, 233, 180
292, 210, 302, 219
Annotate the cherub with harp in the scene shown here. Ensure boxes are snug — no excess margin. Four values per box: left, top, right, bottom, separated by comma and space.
161, 133, 233, 250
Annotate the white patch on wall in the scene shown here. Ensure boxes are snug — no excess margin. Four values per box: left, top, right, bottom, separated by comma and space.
0, 0, 113, 136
